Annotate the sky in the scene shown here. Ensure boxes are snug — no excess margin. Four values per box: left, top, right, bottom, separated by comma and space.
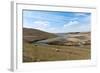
23, 10, 91, 33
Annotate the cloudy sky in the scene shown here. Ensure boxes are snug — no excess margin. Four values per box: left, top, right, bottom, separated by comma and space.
23, 10, 91, 33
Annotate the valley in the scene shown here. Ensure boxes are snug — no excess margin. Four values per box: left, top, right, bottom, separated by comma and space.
23, 28, 91, 62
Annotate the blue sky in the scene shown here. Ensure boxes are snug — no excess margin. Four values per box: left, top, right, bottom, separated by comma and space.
23, 10, 91, 33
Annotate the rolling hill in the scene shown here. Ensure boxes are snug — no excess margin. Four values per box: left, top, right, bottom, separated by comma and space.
36, 32, 91, 46
23, 29, 91, 62
23, 28, 57, 43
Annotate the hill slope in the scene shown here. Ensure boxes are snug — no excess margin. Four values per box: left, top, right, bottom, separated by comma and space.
23, 31, 91, 62
23, 28, 57, 43
36, 32, 91, 46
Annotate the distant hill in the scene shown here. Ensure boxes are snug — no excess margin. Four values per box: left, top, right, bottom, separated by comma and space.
23, 28, 57, 43
55, 32, 90, 36
37, 32, 91, 46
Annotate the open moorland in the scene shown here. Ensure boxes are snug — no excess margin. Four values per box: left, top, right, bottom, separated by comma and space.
23, 28, 91, 62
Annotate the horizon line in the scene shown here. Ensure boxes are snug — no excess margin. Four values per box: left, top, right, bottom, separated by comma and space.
23, 27, 91, 33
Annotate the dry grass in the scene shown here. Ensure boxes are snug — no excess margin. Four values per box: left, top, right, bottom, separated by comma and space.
23, 42, 91, 62
23, 28, 91, 62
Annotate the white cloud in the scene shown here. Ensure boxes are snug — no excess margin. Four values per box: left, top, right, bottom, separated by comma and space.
23, 20, 51, 31
75, 13, 88, 17
32, 20, 50, 30
63, 20, 90, 32
64, 21, 79, 27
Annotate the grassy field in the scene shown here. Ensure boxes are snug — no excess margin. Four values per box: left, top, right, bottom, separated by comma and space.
23, 28, 91, 62
23, 42, 91, 62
